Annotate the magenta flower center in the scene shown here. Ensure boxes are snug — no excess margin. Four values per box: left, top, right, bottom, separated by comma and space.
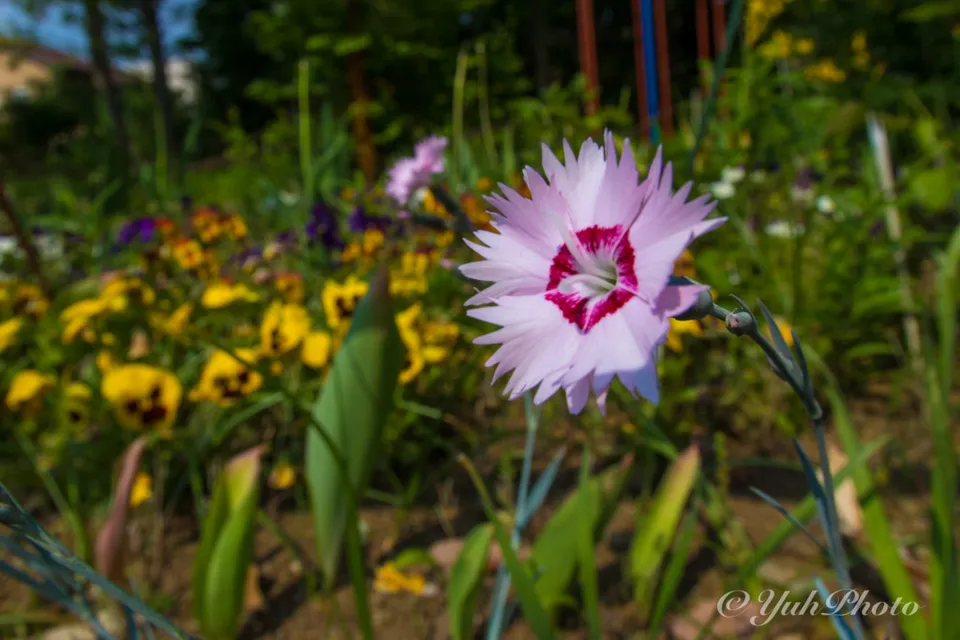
545, 224, 638, 333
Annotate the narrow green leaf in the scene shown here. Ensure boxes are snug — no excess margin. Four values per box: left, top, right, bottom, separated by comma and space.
448, 524, 495, 640
647, 506, 698, 635
822, 384, 926, 640
459, 455, 555, 640
577, 448, 601, 640
530, 458, 631, 617
630, 444, 700, 609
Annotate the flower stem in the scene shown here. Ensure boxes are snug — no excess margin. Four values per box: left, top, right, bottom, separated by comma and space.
486, 393, 540, 639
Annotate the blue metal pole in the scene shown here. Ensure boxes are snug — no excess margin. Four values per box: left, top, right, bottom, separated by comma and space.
640, 0, 660, 144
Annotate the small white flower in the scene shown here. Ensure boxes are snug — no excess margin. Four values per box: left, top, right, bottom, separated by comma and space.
0, 236, 19, 258
278, 190, 300, 206
721, 166, 746, 184
764, 221, 805, 238
711, 181, 736, 200
816, 195, 836, 214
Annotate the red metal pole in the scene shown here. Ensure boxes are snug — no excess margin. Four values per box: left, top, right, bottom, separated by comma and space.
629, 0, 649, 138
711, 0, 726, 57
575, 0, 601, 116
653, 0, 673, 137
695, 0, 710, 95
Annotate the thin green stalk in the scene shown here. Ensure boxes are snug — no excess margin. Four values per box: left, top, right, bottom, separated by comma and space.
13, 427, 87, 561
475, 41, 498, 168
452, 46, 469, 185
298, 59, 314, 208
486, 394, 539, 639
345, 500, 373, 640
577, 446, 601, 639
257, 511, 318, 597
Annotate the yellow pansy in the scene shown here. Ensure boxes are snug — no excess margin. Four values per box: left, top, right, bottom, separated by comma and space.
129, 472, 152, 508
12, 284, 48, 319
172, 238, 205, 269
101, 277, 156, 307
6, 370, 55, 413
101, 364, 182, 435
150, 303, 193, 336
259, 301, 311, 358
222, 214, 248, 240
373, 563, 427, 595
63, 382, 92, 433
322, 276, 368, 331
189, 348, 263, 407
390, 252, 430, 297
302, 331, 333, 369
275, 273, 305, 303
97, 350, 118, 373
421, 188, 448, 217
666, 319, 703, 353
201, 281, 260, 309
192, 209, 223, 243
268, 462, 296, 490
0, 317, 23, 354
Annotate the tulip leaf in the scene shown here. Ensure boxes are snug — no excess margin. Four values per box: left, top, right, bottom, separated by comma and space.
630, 444, 701, 608
305, 268, 404, 585
448, 524, 494, 640
193, 446, 264, 640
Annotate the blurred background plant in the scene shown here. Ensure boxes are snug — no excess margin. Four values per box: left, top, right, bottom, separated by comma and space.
0, 0, 958, 637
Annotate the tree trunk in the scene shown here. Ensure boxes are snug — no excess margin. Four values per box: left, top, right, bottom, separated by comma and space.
83, 0, 131, 170
345, 0, 376, 183
139, 0, 178, 178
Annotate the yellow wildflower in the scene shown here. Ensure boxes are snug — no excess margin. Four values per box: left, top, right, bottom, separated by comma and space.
793, 38, 814, 55
6, 370, 55, 413
475, 177, 493, 192
805, 59, 846, 83
129, 472, 152, 508
322, 276, 368, 331
666, 319, 703, 353
259, 301, 311, 358
0, 317, 23, 354
189, 348, 263, 407
268, 462, 296, 490
373, 563, 427, 595
302, 331, 333, 369
201, 281, 260, 309
101, 364, 182, 435
758, 30, 793, 59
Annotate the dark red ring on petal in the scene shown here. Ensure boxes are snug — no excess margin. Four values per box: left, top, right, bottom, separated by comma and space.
545, 225, 638, 333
